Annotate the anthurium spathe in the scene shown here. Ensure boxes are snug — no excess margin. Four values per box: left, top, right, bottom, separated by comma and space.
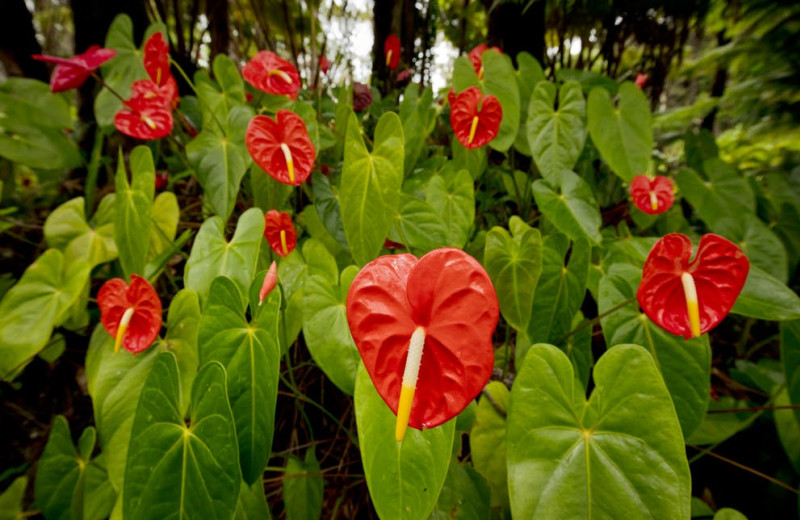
384, 35, 401, 70
113, 83, 174, 140
32, 45, 116, 93
143, 32, 179, 108
263, 209, 296, 257
246, 110, 316, 185
467, 44, 501, 80
630, 175, 675, 215
98, 274, 162, 354
638, 233, 749, 339
243, 51, 301, 100
346, 248, 499, 442
448, 86, 502, 149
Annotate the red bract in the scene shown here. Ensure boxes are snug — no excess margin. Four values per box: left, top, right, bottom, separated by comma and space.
259, 261, 278, 305
448, 87, 502, 149
143, 32, 179, 107
319, 55, 331, 75
353, 82, 373, 111
246, 110, 316, 185
114, 84, 174, 140
467, 44, 501, 80
638, 233, 749, 340
346, 248, 499, 441
630, 175, 674, 215
33, 45, 116, 93
384, 35, 401, 70
635, 73, 648, 89
98, 274, 162, 354
263, 209, 296, 257
243, 51, 301, 100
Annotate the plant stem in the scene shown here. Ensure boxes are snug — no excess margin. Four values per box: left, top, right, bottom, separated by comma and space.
687, 445, 798, 495
91, 72, 127, 103
555, 295, 637, 345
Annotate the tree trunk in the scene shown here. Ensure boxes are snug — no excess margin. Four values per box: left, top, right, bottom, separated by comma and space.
207, 0, 231, 61
0, 0, 49, 81
481, 0, 545, 65
371, 0, 395, 92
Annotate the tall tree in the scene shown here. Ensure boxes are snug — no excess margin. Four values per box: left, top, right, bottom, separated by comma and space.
0, 0, 49, 81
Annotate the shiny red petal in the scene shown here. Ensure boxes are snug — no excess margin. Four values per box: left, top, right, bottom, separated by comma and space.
33, 45, 116, 93
630, 175, 674, 215
346, 248, 499, 430
384, 35, 401, 70
263, 209, 297, 257
143, 32, 171, 86
637, 233, 749, 339
243, 51, 301, 100
449, 87, 502, 149
114, 96, 173, 140
98, 274, 162, 354
246, 110, 316, 185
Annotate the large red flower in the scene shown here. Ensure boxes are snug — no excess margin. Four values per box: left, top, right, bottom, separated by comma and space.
243, 51, 301, 100
98, 274, 162, 354
32, 45, 116, 93
114, 80, 174, 140
346, 248, 499, 441
630, 175, 674, 215
448, 86, 502, 149
246, 110, 316, 185
142, 32, 178, 108
467, 44, 501, 80
638, 233, 749, 339
384, 35, 401, 70
263, 209, 296, 257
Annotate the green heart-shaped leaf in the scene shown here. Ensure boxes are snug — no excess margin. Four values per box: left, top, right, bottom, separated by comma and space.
507, 344, 690, 519
676, 160, 755, 226
425, 165, 475, 248
482, 50, 521, 152
527, 81, 587, 179
282, 449, 324, 520
731, 265, 800, 321
389, 194, 449, 253
532, 170, 602, 245
471, 381, 510, 511
115, 147, 154, 278
44, 196, 117, 268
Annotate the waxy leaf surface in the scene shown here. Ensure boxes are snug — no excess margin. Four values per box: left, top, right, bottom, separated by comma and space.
527, 81, 586, 179
532, 170, 602, 245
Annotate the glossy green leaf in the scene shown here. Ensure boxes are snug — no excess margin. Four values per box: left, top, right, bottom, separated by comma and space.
431, 460, 490, 520
513, 52, 545, 156
532, 170, 602, 245
0, 77, 71, 129
482, 49, 521, 152
507, 344, 691, 519
714, 508, 748, 520
471, 381, 510, 511
199, 276, 281, 485
587, 82, 653, 181
731, 265, 800, 321
283, 450, 323, 520
302, 266, 360, 395
599, 263, 710, 437
354, 363, 455, 520
713, 212, 788, 283
388, 193, 448, 253
0, 249, 89, 380
251, 163, 294, 213
452, 139, 487, 181
44, 196, 117, 267
311, 174, 348, 252
185, 207, 264, 305
527, 81, 587, 179
527, 236, 590, 345
340, 111, 404, 265
0, 476, 27, 520
148, 192, 180, 262
676, 160, 755, 227
235, 481, 272, 520
685, 396, 755, 446
484, 217, 542, 331
560, 311, 594, 390
782, 320, 800, 426
195, 55, 247, 133
115, 147, 154, 278
123, 353, 241, 520
425, 166, 475, 248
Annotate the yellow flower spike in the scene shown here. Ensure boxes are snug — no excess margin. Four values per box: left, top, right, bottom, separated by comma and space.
468, 116, 479, 146
478, 66, 484, 81
396, 326, 426, 442
268, 69, 292, 83
141, 115, 157, 130
280, 229, 289, 256
280, 143, 295, 183
385, 50, 393, 68
650, 191, 659, 212
114, 307, 135, 354
680, 272, 701, 338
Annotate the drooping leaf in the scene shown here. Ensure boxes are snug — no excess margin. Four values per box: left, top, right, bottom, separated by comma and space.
282, 450, 323, 520
114, 147, 154, 278
388, 194, 449, 253
532, 169, 602, 245
123, 353, 241, 520
471, 381, 510, 512
354, 363, 455, 520
507, 344, 690, 519
425, 166, 475, 248
340, 111, 404, 265
527, 81, 587, 179
481, 50, 521, 152
731, 265, 800, 321
587, 82, 653, 182
599, 263, 710, 437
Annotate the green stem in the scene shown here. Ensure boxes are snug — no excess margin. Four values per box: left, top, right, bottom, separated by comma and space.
555, 296, 637, 345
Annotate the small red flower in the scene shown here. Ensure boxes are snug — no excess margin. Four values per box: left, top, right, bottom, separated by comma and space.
448, 87, 502, 149
98, 274, 162, 354
353, 82, 373, 111
154, 171, 168, 190
630, 175, 674, 215
319, 55, 331, 75
467, 44, 501, 80
246, 110, 316, 185
243, 51, 301, 100
263, 210, 297, 257
638, 233, 749, 340
346, 248, 499, 441
396, 69, 413, 82
259, 261, 278, 305
635, 73, 648, 89
384, 35, 401, 70
114, 81, 174, 140
384, 239, 405, 249
32, 45, 116, 93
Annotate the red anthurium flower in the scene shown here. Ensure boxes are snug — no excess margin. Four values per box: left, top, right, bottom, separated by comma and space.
98, 274, 162, 354
346, 248, 499, 441
635, 73, 648, 89
319, 55, 331, 75
259, 261, 278, 305
353, 82, 373, 111
383, 239, 405, 249
246, 110, 316, 185
32, 45, 116, 93
263, 209, 296, 257
638, 233, 749, 340
243, 51, 301, 100
467, 44, 501, 81
396, 68, 413, 82
384, 35, 401, 70
114, 82, 174, 140
143, 32, 179, 107
448, 86, 502, 149
630, 175, 674, 215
